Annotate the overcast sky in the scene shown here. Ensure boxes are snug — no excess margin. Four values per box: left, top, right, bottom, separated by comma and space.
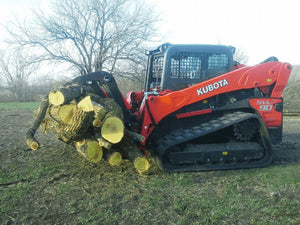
0, 0, 299, 65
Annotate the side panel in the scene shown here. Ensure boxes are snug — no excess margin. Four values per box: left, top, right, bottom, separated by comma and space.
249, 98, 283, 128
140, 62, 291, 143
249, 98, 284, 144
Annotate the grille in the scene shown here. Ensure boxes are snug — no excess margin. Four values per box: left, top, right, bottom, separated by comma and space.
170, 52, 229, 80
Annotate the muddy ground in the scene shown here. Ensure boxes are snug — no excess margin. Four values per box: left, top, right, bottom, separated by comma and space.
0, 108, 299, 224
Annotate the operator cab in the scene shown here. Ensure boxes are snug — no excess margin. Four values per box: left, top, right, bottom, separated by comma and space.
145, 43, 235, 92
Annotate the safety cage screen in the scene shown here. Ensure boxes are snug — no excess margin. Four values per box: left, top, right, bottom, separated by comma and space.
151, 55, 164, 88
169, 51, 230, 80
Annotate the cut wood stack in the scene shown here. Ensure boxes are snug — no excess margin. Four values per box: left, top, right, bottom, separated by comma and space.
26, 78, 151, 174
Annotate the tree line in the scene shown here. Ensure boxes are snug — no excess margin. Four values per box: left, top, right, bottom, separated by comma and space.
0, 0, 157, 101
0, 0, 298, 113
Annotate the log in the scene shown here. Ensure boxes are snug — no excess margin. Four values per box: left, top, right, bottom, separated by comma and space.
77, 96, 94, 112
93, 97, 123, 120
103, 149, 123, 166
92, 119, 102, 128
101, 117, 124, 144
118, 136, 151, 173
78, 95, 107, 127
75, 140, 103, 163
26, 97, 49, 150
97, 137, 112, 149
61, 109, 93, 142
92, 101, 106, 122
125, 130, 145, 142
48, 83, 83, 106
26, 138, 39, 151
58, 104, 77, 124
134, 157, 151, 174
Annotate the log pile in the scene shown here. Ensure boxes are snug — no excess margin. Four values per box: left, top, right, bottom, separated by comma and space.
26, 78, 151, 174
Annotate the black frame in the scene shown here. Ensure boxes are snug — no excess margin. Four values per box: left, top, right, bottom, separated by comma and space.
145, 44, 234, 91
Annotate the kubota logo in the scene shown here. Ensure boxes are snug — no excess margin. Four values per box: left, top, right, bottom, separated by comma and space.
197, 79, 229, 96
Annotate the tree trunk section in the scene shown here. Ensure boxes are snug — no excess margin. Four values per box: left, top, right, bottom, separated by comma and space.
26, 97, 49, 150
75, 140, 103, 163
49, 83, 83, 106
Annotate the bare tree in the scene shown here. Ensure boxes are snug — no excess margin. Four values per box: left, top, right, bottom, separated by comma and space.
6, 0, 158, 76
233, 48, 248, 65
0, 49, 39, 101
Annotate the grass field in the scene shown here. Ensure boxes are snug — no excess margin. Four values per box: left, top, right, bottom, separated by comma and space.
0, 102, 299, 224
0, 102, 39, 110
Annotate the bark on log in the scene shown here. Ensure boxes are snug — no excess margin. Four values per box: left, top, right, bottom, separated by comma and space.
26, 97, 49, 150
118, 136, 151, 173
125, 130, 145, 142
61, 109, 93, 142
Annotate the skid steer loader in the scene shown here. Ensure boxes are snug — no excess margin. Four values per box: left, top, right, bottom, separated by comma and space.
72, 43, 292, 172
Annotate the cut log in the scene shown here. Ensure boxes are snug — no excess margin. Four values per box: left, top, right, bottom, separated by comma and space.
97, 137, 112, 149
59, 104, 77, 124
74, 139, 85, 149
75, 140, 103, 163
26, 97, 49, 150
125, 130, 145, 142
92, 119, 102, 127
78, 95, 107, 128
61, 109, 93, 142
101, 117, 124, 144
26, 138, 39, 151
103, 149, 123, 166
94, 98, 123, 120
93, 102, 106, 121
77, 96, 94, 112
134, 157, 151, 174
118, 136, 151, 173
48, 83, 83, 106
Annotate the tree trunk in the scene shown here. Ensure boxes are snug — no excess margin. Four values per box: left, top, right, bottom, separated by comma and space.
26, 97, 49, 150
74, 140, 103, 163
103, 149, 123, 166
48, 83, 83, 106
118, 136, 151, 174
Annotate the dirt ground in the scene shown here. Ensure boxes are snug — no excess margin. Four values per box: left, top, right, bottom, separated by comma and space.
0, 108, 299, 224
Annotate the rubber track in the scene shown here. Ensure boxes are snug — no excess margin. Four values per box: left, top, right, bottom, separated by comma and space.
153, 111, 273, 172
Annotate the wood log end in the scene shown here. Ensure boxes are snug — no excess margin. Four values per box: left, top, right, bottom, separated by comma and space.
134, 157, 151, 174
77, 96, 94, 112
93, 119, 102, 127
49, 91, 64, 106
59, 104, 77, 124
87, 141, 103, 163
97, 137, 112, 149
108, 152, 122, 166
26, 139, 39, 151
101, 117, 124, 144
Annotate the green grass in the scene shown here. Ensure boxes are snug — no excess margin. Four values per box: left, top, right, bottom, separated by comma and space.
0, 102, 39, 110
0, 103, 299, 224
1, 158, 299, 224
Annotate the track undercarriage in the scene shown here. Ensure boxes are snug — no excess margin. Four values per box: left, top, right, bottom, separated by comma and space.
151, 111, 273, 172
